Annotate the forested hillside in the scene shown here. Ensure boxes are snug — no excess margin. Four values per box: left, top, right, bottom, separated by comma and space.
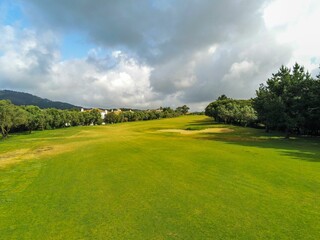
0, 90, 79, 110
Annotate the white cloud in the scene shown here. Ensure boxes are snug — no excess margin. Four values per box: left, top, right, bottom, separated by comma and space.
263, 0, 320, 73
229, 61, 256, 77
223, 61, 257, 87
47, 54, 154, 108
0, 24, 156, 109
0, 25, 59, 88
263, 0, 307, 28
208, 45, 218, 54
1, 0, 319, 111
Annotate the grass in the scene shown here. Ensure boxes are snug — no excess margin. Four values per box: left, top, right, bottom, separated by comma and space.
0, 115, 319, 239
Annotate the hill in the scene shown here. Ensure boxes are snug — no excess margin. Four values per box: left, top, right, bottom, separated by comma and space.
0, 90, 80, 109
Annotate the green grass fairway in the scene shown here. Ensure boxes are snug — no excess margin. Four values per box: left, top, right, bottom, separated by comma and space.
1, 116, 319, 239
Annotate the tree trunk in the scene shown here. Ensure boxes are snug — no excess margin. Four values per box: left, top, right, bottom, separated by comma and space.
265, 125, 269, 133
1, 126, 7, 139
285, 128, 290, 139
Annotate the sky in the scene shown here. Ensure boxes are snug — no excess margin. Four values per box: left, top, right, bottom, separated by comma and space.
0, 0, 319, 110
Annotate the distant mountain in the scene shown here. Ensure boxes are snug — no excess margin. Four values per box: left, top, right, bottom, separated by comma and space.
0, 90, 80, 110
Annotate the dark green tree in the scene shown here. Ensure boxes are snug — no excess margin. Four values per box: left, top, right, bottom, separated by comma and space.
205, 98, 256, 126
217, 94, 228, 101
254, 63, 319, 137
176, 105, 190, 115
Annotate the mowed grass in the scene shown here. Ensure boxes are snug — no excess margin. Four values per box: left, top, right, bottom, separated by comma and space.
0, 115, 319, 239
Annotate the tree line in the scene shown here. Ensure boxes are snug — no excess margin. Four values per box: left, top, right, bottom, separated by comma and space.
205, 63, 320, 137
0, 101, 189, 139
105, 106, 188, 124
205, 95, 257, 127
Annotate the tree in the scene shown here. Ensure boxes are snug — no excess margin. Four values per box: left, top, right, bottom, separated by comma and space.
301, 70, 320, 134
43, 108, 65, 129
254, 63, 319, 137
90, 109, 103, 125
238, 105, 257, 127
205, 98, 256, 126
104, 112, 119, 124
176, 105, 190, 115
67, 110, 81, 126
217, 94, 228, 101
23, 105, 45, 132
216, 102, 234, 123
0, 100, 28, 138
254, 85, 285, 132
81, 111, 92, 125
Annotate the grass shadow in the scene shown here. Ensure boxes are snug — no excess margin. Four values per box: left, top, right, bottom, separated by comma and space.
190, 119, 320, 163
186, 118, 222, 126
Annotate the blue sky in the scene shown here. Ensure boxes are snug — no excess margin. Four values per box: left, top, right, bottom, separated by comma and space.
0, 0, 319, 109
2, 1, 94, 60
1, 0, 94, 60
61, 33, 93, 60
1, 1, 26, 26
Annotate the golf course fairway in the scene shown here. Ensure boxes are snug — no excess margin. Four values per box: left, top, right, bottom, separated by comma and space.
0, 115, 319, 239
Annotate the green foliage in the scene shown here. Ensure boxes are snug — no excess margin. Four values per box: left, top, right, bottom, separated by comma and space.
67, 110, 81, 126
205, 96, 257, 127
43, 108, 66, 129
217, 94, 228, 101
254, 63, 320, 136
90, 109, 103, 125
104, 108, 183, 124
0, 100, 28, 138
23, 105, 46, 132
104, 112, 120, 124
176, 105, 190, 114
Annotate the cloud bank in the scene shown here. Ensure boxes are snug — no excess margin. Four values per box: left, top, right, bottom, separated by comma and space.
1, 0, 319, 110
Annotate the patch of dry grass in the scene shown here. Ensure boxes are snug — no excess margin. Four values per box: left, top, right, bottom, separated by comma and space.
0, 142, 90, 168
158, 127, 234, 135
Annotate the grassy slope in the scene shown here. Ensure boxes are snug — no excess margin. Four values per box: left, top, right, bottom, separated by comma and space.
0, 116, 319, 239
